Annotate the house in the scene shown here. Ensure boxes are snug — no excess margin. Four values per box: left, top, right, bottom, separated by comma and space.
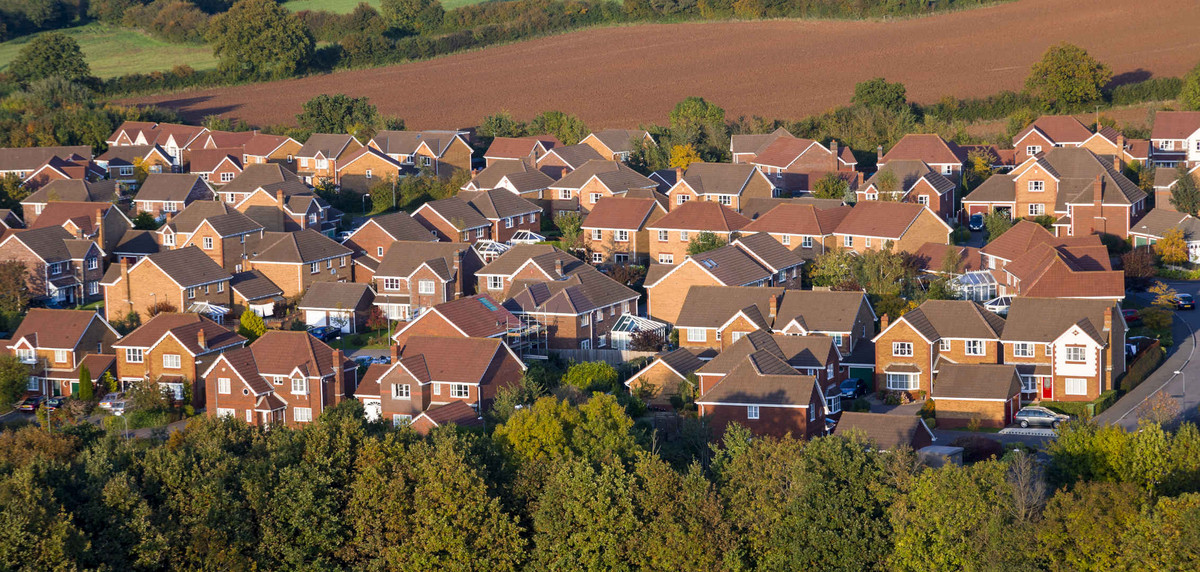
113, 313, 247, 408
156, 201, 236, 250
341, 211, 437, 273
582, 197, 667, 265
644, 232, 803, 324
740, 196, 845, 219
477, 245, 639, 349
21, 180, 119, 225
1129, 208, 1200, 262
246, 230, 353, 298
1078, 126, 1152, 169
177, 210, 267, 272
335, 146, 402, 193
242, 133, 303, 169
0, 209, 23, 242
772, 290, 877, 362
675, 286, 783, 352
0, 145, 93, 184
484, 135, 560, 166
1149, 111, 1200, 168
910, 242, 993, 301
547, 160, 659, 214
831, 412, 935, 451
392, 293, 518, 349
461, 161, 556, 203
645, 201, 752, 265
877, 134, 967, 180
22, 155, 104, 190
236, 188, 334, 234
580, 129, 655, 162
857, 160, 957, 220
666, 162, 777, 213
932, 363, 1022, 428
202, 331, 357, 427
371, 241, 482, 321
186, 148, 243, 185
1152, 164, 1200, 210
454, 189, 543, 243
106, 121, 162, 146
832, 201, 953, 254
411, 196, 490, 243
741, 202, 852, 259
95, 144, 177, 182
535, 144, 605, 179
298, 282, 375, 333
101, 246, 234, 322
187, 129, 256, 151
110, 230, 161, 264
1001, 297, 1124, 403
750, 137, 858, 192
230, 270, 284, 317
409, 401, 485, 434
295, 133, 362, 185
695, 345, 828, 439
0, 226, 105, 305
1012, 115, 1094, 163
624, 347, 706, 408
216, 163, 311, 205
133, 174, 213, 218
28, 201, 132, 255
963, 148, 1148, 238
730, 127, 793, 164
872, 300, 1006, 396
368, 130, 472, 178
5, 309, 119, 397
980, 221, 1123, 300
353, 335, 524, 425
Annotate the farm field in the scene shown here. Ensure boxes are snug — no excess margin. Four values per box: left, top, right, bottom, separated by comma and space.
0, 23, 217, 79
125, 0, 1200, 129
284, 0, 489, 12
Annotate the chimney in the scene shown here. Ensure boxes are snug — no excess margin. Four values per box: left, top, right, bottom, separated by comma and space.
1116, 134, 1125, 151
675, 167, 683, 182
768, 294, 778, 321
561, 166, 571, 178
880, 314, 889, 331
197, 328, 207, 351
1093, 175, 1104, 234
120, 258, 131, 304
1103, 307, 1113, 333
164, 211, 173, 223
876, 145, 884, 162
276, 189, 285, 206
332, 349, 345, 404
554, 258, 563, 277
1093, 175, 1103, 205
829, 139, 838, 155
95, 208, 104, 249
453, 249, 464, 297
390, 342, 400, 362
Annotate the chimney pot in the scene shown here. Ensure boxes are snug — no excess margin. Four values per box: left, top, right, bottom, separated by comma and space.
554, 258, 564, 276
880, 314, 889, 331
877, 145, 884, 162
829, 139, 838, 154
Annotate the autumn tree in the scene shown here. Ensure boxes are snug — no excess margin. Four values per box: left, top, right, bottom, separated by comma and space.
1121, 246, 1156, 280
964, 148, 995, 190
668, 144, 701, 169
1037, 481, 1146, 570
9, 31, 91, 84
1169, 162, 1200, 216
237, 309, 267, 342
206, 0, 314, 81
1149, 280, 1179, 309
813, 172, 849, 200
686, 231, 726, 255
1157, 227, 1189, 265
809, 249, 858, 289
1025, 43, 1112, 110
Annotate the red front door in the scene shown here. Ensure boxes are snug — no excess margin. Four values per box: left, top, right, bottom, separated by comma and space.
1041, 378, 1053, 400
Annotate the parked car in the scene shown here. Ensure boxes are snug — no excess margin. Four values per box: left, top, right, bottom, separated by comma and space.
840, 378, 868, 399
1122, 308, 1141, 326
1175, 294, 1195, 310
98, 392, 124, 410
373, 356, 391, 365
43, 397, 66, 411
307, 326, 340, 343
336, 231, 353, 242
16, 396, 42, 412
1014, 406, 1070, 429
968, 213, 984, 231
109, 400, 127, 416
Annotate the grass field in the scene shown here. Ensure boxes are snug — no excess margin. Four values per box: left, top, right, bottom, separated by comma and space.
0, 23, 217, 79
285, 0, 488, 12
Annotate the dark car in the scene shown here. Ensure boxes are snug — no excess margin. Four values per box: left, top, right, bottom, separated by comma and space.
16, 396, 43, 412
839, 378, 868, 399
307, 326, 341, 343
968, 213, 985, 231
1121, 308, 1141, 326
1014, 406, 1070, 429
1176, 294, 1195, 310
44, 397, 67, 411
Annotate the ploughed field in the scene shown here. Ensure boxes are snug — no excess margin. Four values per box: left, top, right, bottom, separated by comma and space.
124, 0, 1200, 129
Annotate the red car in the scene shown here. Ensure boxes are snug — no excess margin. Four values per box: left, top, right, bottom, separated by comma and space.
1122, 309, 1141, 325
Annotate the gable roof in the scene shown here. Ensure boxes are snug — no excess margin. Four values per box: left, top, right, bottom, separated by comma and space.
7, 309, 108, 350
144, 245, 232, 286
1129, 208, 1200, 240
677, 162, 764, 196
113, 312, 245, 355
415, 401, 485, 430
135, 174, 207, 202
457, 189, 542, 220
1151, 111, 1200, 140
230, 270, 283, 301
1001, 297, 1116, 343
864, 160, 956, 197
696, 348, 820, 407
296, 133, 358, 159
247, 330, 353, 378
243, 133, 298, 157
220, 163, 310, 197
966, 148, 1145, 207
881, 134, 966, 165
465, 160, 533, 190
0, 146, 93, 172
742, 203, 851, 237
254, 229, 352, 264
210, 347, 272, 395
676, 286, 784, 329
585, 129, 650, 154
399, 335, 518, 383
683, 242, 774, 286
832, 412, 934, 450
750, 137, 830, 169
335, 145, 402, 172
3, 226, 87, 262
732, 231, 805, 272
933, 363, 1021, 400
23, 179, 117, 205
731, 128, 793, 156
581, 197, 663, 230
477, 243, 560, 276
539, 144, 605, 170
29, 201, 122, 236
356, 211, 434, 243
910, 242, 984, 274
885, 300, 1005, 342
188, 148, 243, 174
407, 293, 518, 339
979, 220, 1057, 261
504, 265, 638, 315
550, 159, 657, 192
833, 201, 926, 239
741, 196, 845, 219
774, 290, 873, 333
1014, 116, 1093, 145
647, 201, 751, 232
375, 241, 472, 280
484, 135, 560, 160
370, 130, 467, 157
1006, 241, 1124, 299
416, 196, 491, 231
643, 347, 706, 380
298, 281, 374, 311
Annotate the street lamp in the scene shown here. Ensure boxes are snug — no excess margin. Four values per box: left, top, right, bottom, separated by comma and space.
1176, 371, 1186, 401
363, 194, 370, 214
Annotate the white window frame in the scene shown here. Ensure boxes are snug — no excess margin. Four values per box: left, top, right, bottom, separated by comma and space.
591, 229, 603, 241
747, 405, 760, 420
310, 262, 320, 274
383, 278, 401, 290
781, 234, 790, 246
125, 348, 143, 363
487, 276, 503, 291
658, 253, 673, 264
559, 189, 572, 200
1028, 203, 1045, 217
1065, 346, 1087, 362
1025, 145, 1041, 156
202, 236, 214, 250
450, 384, 470, 399
1028, 180, 1044, 193
892, 342, 913, 357
965, 340, 985, 356
801, 236, 813, 248
614, 230, 629, 243
686, 328, 705, 342
886, 373, 919, 391
939, 339, 951, 352
294, 407, 312, 423
392, 383, 410, 399
392, 414, 411, 426
591, 252, 604, 264
162, 354, 181, 369
220, 172, 234, 183
1014, 343, 1034, 358
844, 236, 853, 248
163, 234, 176, 247
291, 377, 308, 395
679, 230, 689, 241
54, 349, 68, 363
418, 280, 435, 295
1065, 378, 1087, 395
658, 230, 669, 242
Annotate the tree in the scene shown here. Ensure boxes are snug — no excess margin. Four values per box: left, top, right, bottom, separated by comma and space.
532, 458, 638, 570
1025, 43, 1112, 110
873, 168, 900, 200
8, 31, 91, 84
478, 111, 526, 139
562, 361, 619, 393
237, 309, 267, 342
1169, 162, 1200, 216
669, 96, 725, 133
628, 330, 664, 352
494, 394, 640, 466
810, 250, 858, 289
206, 0, 314, 81
1158, 227, 1189, 265
296, 94, 381, 137
1037, 481, 1147, 571
77, 365, 94, 401
148, 301, 177, 317
926, 246, 962, 300
0, 355, 28, 410
0, 260, 30, 314
381, 0, 444, 35
686, 231, 726, 255
1181, 62, 1200, 111
1122, 246, 1156, 280
964, 148, 995, 190
131, 211, 158, 230
852, 77, 907, 110
983, 211, 1013, 243
554, 211, 583, 250
529, 111, 588, 145
813, 172, 849, 200
668, 144, 701, 169
1149, 280, 1179, 309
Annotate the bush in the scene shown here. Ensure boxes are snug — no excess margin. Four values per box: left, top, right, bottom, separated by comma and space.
919, 399, 936, 419
849, 398, 871, 412
951, 226, 971, 244
923, 417, 936, 430
1110, 76, 1183, 106
949, 435, 1003, 463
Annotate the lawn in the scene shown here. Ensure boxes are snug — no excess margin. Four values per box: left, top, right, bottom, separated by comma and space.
0, 23, 217, 79
285, 0, 490, 13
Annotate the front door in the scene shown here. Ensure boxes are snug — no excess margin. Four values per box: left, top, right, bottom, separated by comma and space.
1041, 378, 1053, 400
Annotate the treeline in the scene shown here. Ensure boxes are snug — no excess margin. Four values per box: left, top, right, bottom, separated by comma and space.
2, 396, 1199, 570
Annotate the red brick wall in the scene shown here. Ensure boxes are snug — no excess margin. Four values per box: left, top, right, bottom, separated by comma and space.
646, 262, 721, 324
874, 321, 933, 394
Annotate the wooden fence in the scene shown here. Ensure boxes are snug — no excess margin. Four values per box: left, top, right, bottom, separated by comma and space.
549, 348, 657, 365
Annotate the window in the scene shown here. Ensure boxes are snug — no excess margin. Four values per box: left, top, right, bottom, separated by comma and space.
597, 334, 606, 347
383, 278, 401, 290
717, 195, 732, 206
1028, 180, 1044, 193
1025, 145, 1041, 156
392, 383, 410, 399
892, 342, 913, 357
422, 157, 432, 167
844, 236, 853, 247
614, 230, 629, 242
217, 408, 235, 418
580, 314, 589, 327
1020, 376, 1036, 393
125, 348, 143, 363
1044, 344, 1052, 357
677, 194, 690, 205
294, 407, 312, 423
679, 231, 689, 241
217, 281, 224, 293
781, 235, 790, 246
504, 217, 513, 229
475, 228, 485, 239
941, 164, 953, 175
687, 328, 706, 342
747, 405, 760, 420
309, 213, 319, 225
917, 195, 929, 205
86, 257, 98, 270
1014, 343, 1034, 357
658, 230, 668, 242
658, 254, 673, 264
119, 166, 134, 176
591, 229, 603, 241
1065, 378, 1087, 395
202, 236, 214, 250
592, 252, 604, 264
833, 336, 842, 347
622, 302, 630, 314
1065, 346, 1087, 362
865, 193, 878, 201
418, 280, 435, 295
864, 237, 872, 248
1028, 203, 1045, 216
488, 276, 503, 290
940, 339, 951, 351
392, 414, 411, 426
187, 287, 196, 299
164, 201, 179, 213
886, 373, 919, 390
965, 340, 985, 356
801, 236, 813, 248
376, 246, 384, 258
590, 193, 601, 204
365, 169, 372, 179
311, 262, 320, 274
54, 350, 68, 363
291, 377, 308, 395
26, 377, 39, 391
559, 189, 572, 200
163, 354, 181, 369
218, 378, 231, 394
809, 406, 817, 422
220, 172, 234, 182
450, 384, 470, 398
163, 234, 175, 247
16, 348, 34, 363
1161, 140, 1174, 151
328, 259, 334, 269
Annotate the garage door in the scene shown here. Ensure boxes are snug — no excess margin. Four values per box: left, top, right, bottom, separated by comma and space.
306, 310, 353, 333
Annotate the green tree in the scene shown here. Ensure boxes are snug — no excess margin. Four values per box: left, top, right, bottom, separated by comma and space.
237, 309, 267, 342
554, 211, 583, 250
851, 77, 907, 110
8, 31, 91, 84
494, 394, 640, 466
810, 249, 858, 289
983, 210, 1013, 242
0, 173, 29, 210
926, 245, 962, 300
855, 246, 911, 298
381, 0, 444, 35
629, 455, 739, 570
686, 231, 726, 255
562, 361, 619, 393
296, 94, 381, 137
77, 365, 94, 401
813, 172, 849, 200
478, 111, 527, 139
1181, 62, 1200, 111
0, 354, 28, 410
1037, 481, 1147, 571
206, 0, 314, 81
669, 96, 726, 133
873, 168, 900, 200
1169, 162, 1200, 216
1025, 43, 1112, 110
532, 458, 638, 570
0, 260, 30, 314
131, 211, 158, 230
529, 111, 588, 145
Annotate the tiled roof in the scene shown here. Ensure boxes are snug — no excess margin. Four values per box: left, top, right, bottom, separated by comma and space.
1129, 208, 1200, 240
741, 197, 845, 219
653, 347, 706, 378
135, 174, 207, 202
1014, 116, 1092, 145
0, 145, 92, 171
833, 412, 932, 450
188, 148, 242, 173
773, 290, 871, 333
541, 144, 605, 170
910, 243, 984, 273
298, 282, 373, 311
551, 160, 656, 192
458, 189, 541, 220
733, 232, 804, 272
358, 211, 434, 243
248, 330, 353, 378
29, 201, 119, 236
296, 133, 358, 159
477, 243, 560, 276
423, 293, 519, 338
742, 203, 851, 236
243, 133, 296, 157
730, 128, 793, 155
1151, 111, 1200, 140
145, 246, 232, 286
933, 363, 1021, 400
254, 230, 351, 264
980, 220, 1057, 261
417, 196, 490, 230
750, 137, 826, 169
893, 300, 1005, 341
230, 270, 282, 301
113, 313, 244, 355
222, 163, 310, 197
504, 265, 638, 315
205, 211, 264, 236
679, 162, 761, 196
375, 241, 471, 280
864, 160, 956, 196
676, 285, 782, 329
23, 180, 117, 204
7, 309, 103, 349
418, 401, 484, 429
370, 130, 465, 157
882, 134, 966, 165
335, 145, 401, 171
163, 200, 234, 234
647, 201, 751, 232
587, 129, 648, 154
466, 160, 530, 190
6, 226, 84, 262
1001, 297, 1116, 344
400, 336, 510, 383
484, 135, 559, 159
352, 363, 387, 398
833, 201, 925, 239
581, 197, 662, 230
111, 229, 161, 257
697, 349, 819, 407
686, 242, 774, 286
216, 347, 271, 395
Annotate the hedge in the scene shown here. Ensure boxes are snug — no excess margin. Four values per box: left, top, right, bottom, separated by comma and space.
1120, 341, 1165, 393
1043, 390, 1120, 420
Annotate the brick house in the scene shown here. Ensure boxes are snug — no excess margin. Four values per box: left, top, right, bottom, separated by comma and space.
741, 202, 852, 260
215, 163, 311, 206
101, 246, 234, 322
133, 174, 213, 219
187, 148, 243, 185
454, 189, 543, 243
409, 401, 485, 435
113, 313, 247, 408
646, 201, 752, 265
1128, 208, 1200, 262
186, 129, 256, 152
0, 145, 93, 184
335, 146, 402, 193
342, 211, 437, 280
23, 155, 104, 190
95, 145, 177, 183
832, 201, 953, 254
547, 160, 659, 214
392, 293, 518, 349
298, 282, 375, 333
177, 210, 267, 273
857, 161, 957, 221
980, 221, 1124, 300
1078, 126, 1151, 170
582, 197, 667, 265
666, 162, 778, 213
412, 197, 492, 243
580, 129, 654, 162
246, 230, 353, 298
730, 127, 793, 164
202, 331, 358, 427
772, 290, 877, 361
242, 133, 303, 170
1150, 111, 1200, 168
21, 180, 119, 225
878, 134, 968, 180
156, 201, 237, 251
932, 363, 1022, 429
29, 201, 132, 255
5, 309, 118, 397
368, 130, 472, 178
962, 149, 1148, 238
535, 144, 605, 180
831, 412, 935, 451
697, 330, 844, 407
353, 335, 524, 425
295, 133, 362, 186
624, 347, 706, 408
872, 300, 1006, 396
460, 161, 556, 205
1000, 297, 1124, 403
750, 137, 857, 193
675, 286, 783, 352
695, 341, 828, 439
483, 135, 560, 167
230, 269, 284, 317
1153, 165, 1200, 211
644, 232, 803, 324
371, 241, 482, 321
1012, 116, 1093, 163
235, 188, 334, 234
0, 226, 105, 305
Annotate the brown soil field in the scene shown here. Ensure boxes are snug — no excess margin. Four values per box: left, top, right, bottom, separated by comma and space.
124, 0, 1200, 129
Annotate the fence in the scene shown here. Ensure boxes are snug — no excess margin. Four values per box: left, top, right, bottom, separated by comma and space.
549, 348, 657, 365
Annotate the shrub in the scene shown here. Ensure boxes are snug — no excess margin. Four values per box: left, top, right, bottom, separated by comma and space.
920, 399, 936, 419
1110, 76, 1183, 106
849, 398, 871, 412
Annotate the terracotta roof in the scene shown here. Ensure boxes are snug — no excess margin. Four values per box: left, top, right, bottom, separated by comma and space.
742, 197, 844, 219
678, 162, 764, 196
484, 136, 559, 159
418, 293, 518, 338
1151, 111, 1200, 140
149, 123, 207, 148
967, 148, 1145, 207
416, 401, 484, 429
743, 203, 851, 236
29, 201, 119, 235
376, 241, 472, 280
910, 243, 984, 274
247, 330, 353, 378
370, 130, 465, 157
773, 290, 872, 333
254, 230, 351, 264
833, 412, 933, 450
23, 180, 117, 205
466, 160, 531, 190
980, 220, 1057, 261
892, 300, 1005, 341
551, 160, 657, 192
1012, 247, 1124, 299
417, 196, 490, 231
864, 160, 956, 197
7, 309, 104, 349
1129, 208, 1200, 240
189, 148, 243, 173
1014, 116, 1092, 145
230, 270, 282, 301
353, 363, 387, 398
145, 245, 232, 286
400, 336, 510, 383
586, 129, 649, 154
731, 128, 793, 155
697, 349, 820, 407
117, 313, 245, 355
882, 134, 966, 165
222, 163, 309, 197
581, 197, 662, 230
675, 286, 784, 329
135, 174, 208, 202
751, 137, 828, 169
458, 189, 541, 220
644, 262, 674, 286
833, 201, 926, 239
683, 242, 774, 286
162, 201, 234, 234
0, 146, 92, 171
243, 133, 297, 157
933, 363, 1021, 400
648, 201, 751, 232
296, 133, 358, 159
540, 144, 605, 170
1001, 298, 1117, 343
298, 282, 373, 311
106, 121, 158, 144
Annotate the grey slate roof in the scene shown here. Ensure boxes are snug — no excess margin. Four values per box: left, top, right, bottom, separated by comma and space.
230, 270, 283, 301
933, 363, 1021, 400
222, 163, 310, 197
146, 246, 232, 286
418, 196, 490, 230
23, 180, 117, 204
1000, 297, 1116, 344
375, 241, 472, 280
551, 160, 657, 192
135, 174, 208, 202
675, 286, 783, 329
1129, 208, 1200, 241
773, 290, 872, 333
298, 281, 374, 311
296, 133, 358, 159
894, 300, 1005, 341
